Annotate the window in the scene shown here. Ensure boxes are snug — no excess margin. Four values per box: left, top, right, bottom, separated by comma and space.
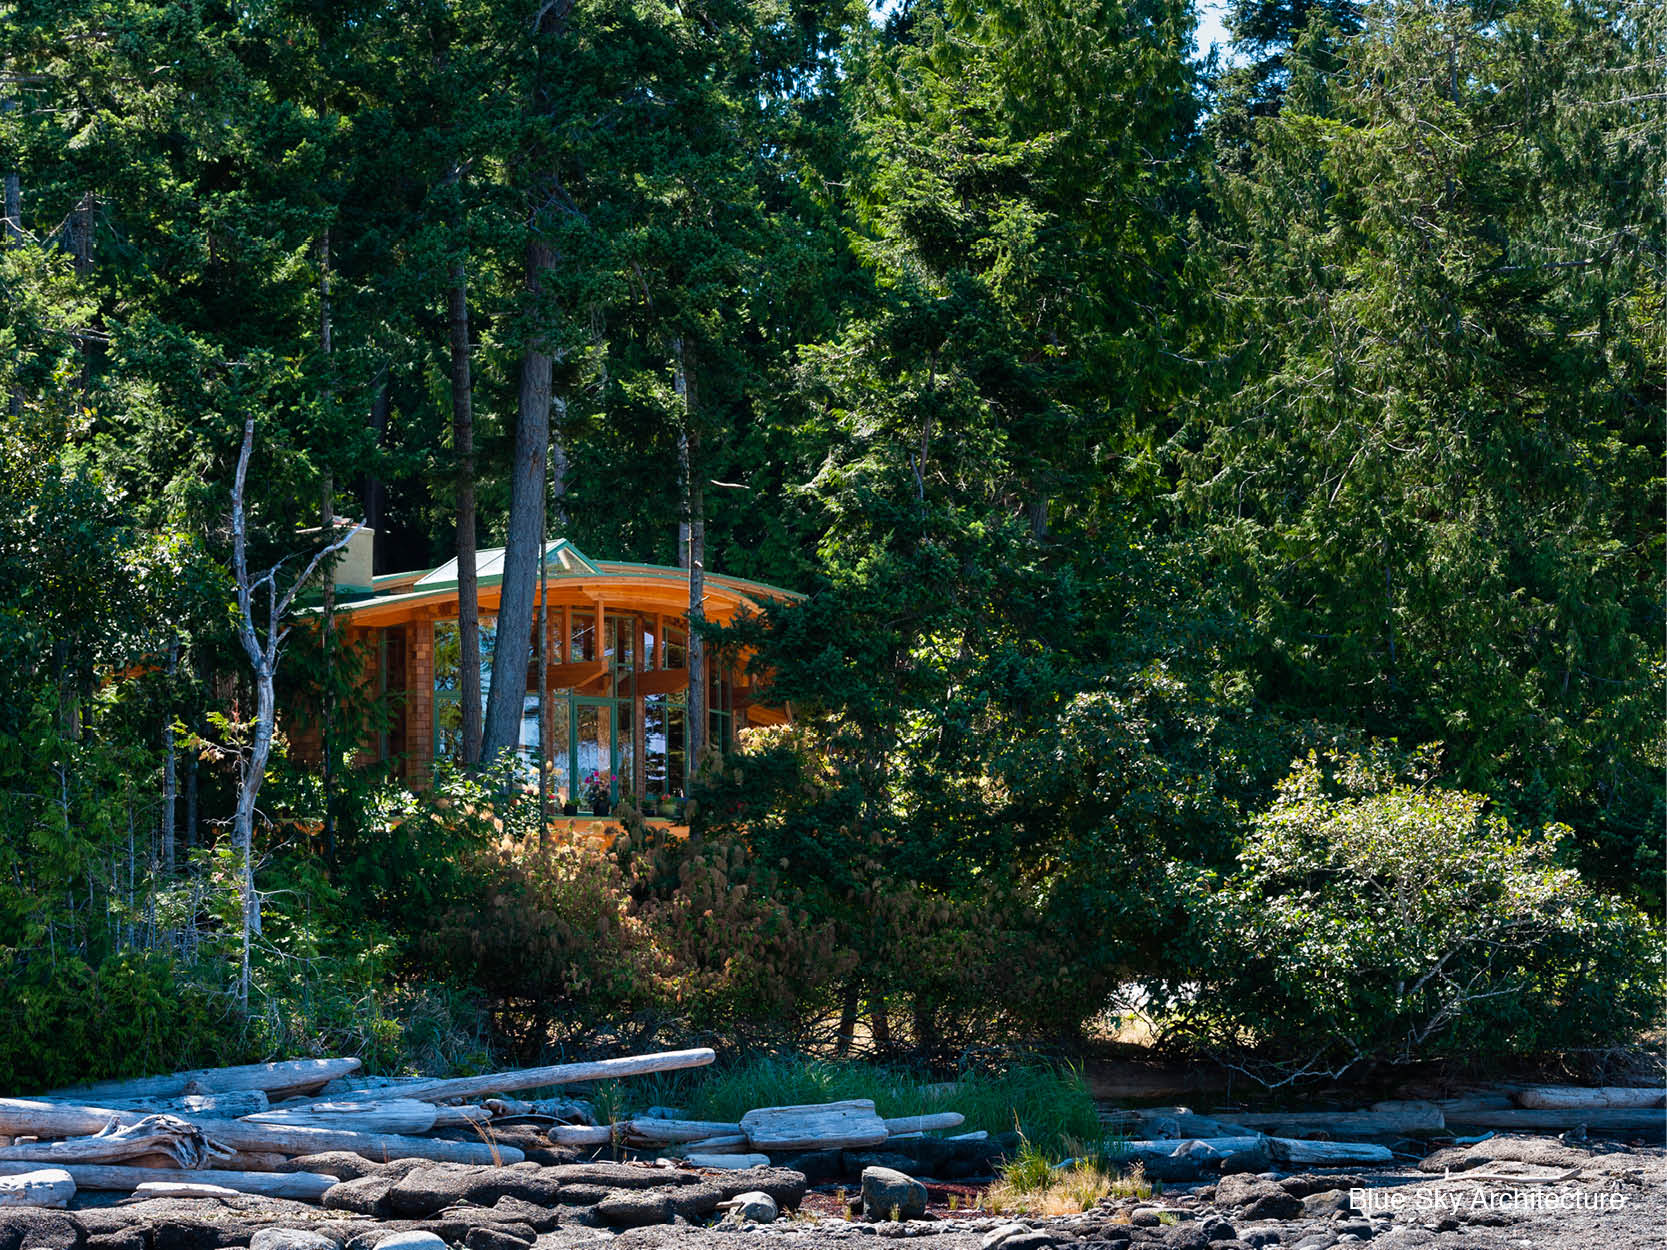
433, 615, 497, 762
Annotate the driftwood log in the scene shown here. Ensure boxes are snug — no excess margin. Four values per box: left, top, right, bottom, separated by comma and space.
36, 1059, 361, 1104
881, 1113, 965, 1135
0, 1100, 521, 1165
0, 1115, 228, 1169
1116, 1135, 1393, 1166
685, 1152, 771, 1170
1439, 1108, 1665, 1134
0, 1160, 334, 1200
739, 1099, 889, 1151
621, 1118, 743, 1145
678, 1134, 751, 1154
0, 1168, 75, 1209
320, 1048, 716, 1106
246, 1098, 439, 1135
1225, 1108, 1444, 1135
1514, 1087, 1665, 1111
548, 1124, 614, 1147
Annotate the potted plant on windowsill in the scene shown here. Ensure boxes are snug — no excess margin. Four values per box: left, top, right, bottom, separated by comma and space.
582, 770, 614, 817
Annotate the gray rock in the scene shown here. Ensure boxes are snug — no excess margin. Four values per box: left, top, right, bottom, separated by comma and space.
981, 1222, 1032, 1250
1200, 1217, 1237, 1242
707, 1168, 808, 1210
387, 1165, 569, 1216
861, 1167, 927, 1222
722, 1192, 777, 1224
1, 1212, 86, 1250
1241, 1230, 1283, 1247
1301, 1191, 1352, 1218
997, 1234, 1063, 1250
464, 1228, 537, 1250
1130, 1207, 1162, 1227
374, 1235, 448, 1250
1278, 1176, 1365, 1200
1162, 1226, 1211, 1250
279, 1153, 391, 1181
596, 1191, 675, 1228
85, 1232, 146, 1250
1213, 1176, 1302, 1222
250, 1232, 342, 1250
543, 1165, 686, 1191
323, 1176, 397, 1216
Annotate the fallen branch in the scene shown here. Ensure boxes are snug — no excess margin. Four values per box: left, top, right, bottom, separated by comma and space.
0, 1115, 228, 1169
313, 1048, 715, 1106
245, 1098, 439, 1135
35, 1059, 361, 1105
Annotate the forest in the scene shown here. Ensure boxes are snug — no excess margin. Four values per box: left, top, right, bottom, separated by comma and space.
0, 0, 1661, 1093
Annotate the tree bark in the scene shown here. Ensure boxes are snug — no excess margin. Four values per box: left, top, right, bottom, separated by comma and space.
448, 251, 483, 765
482, 236, 555, 764
675, 339, 707, 766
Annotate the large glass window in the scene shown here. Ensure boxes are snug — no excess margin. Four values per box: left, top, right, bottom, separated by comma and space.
434, 615, 496, 761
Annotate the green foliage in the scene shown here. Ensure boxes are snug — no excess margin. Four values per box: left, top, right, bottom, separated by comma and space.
596, 1053, 1099, 1154
1157, 754, 1665, 1083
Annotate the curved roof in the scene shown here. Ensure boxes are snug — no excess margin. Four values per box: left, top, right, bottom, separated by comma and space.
332, 538, 801, 629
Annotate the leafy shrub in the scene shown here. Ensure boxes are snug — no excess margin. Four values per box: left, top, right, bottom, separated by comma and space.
1159, 753, 1664, 1084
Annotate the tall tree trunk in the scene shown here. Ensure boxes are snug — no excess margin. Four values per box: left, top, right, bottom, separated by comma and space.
675, 339, 707, 767
160, 637, 178, 876
3, 94, 20, 416
448, 254, 483, 765
482, 235, 555, 764
317, 232, 337, 864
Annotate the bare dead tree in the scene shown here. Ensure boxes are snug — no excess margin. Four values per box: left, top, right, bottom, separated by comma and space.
228, 416, 362, 1009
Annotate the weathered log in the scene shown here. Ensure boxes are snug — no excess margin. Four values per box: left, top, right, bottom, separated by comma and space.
1135, 1109, 1257, 1138
947, 1130, 988, 1142
685, 1152, 771, 1170
1226, 1108, 1444, 1135
1514, 1086, 1665, 1111
1112, 1137, 1267, 1163
0, 1115, 228, 1169
881, 1113, 965, 1135
740, 1100, 888, 1151
0, 1160, 334, 1200
1270, 1137, 1393, 1165
36, 1059, 360, 1104
431, 1104, 491, 1127
246, 1098, 439, 1135
1111, 1135, 1392, 1167
678, 1135, 751, 1153
213, 1150, 289, 1171
321, 1048, 715, 1105
548, 1124, 614, 1147
1439, 1108, 1665, 1133
182, 1091, 270, 1117
134, 1180, 243, 1199
0, 1100, 522, 1165
621, 1118, 743, 1145
0, 1168, 74, 1208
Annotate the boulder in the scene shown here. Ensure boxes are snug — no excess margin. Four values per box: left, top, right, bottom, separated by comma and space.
707, 1168, 807, 1210
387, 1166, 568, 1217
374, 1236, 447, 1250
85, 1233, 145, 1250
279, 1153, 389, 1181
323, 1176, 397, 1216
980, 1222, 1031, 1250
720, 1192, 777, 1224
250, 1232, 342, 1250
1212, 1175, 1302, 1222
998, 1234, 1064, 1250
0, 1212, 86, 1250
860, 1167, 927, 1222
541, 1166, 684, 1192
463, 1227, 537, 1250
594, 1192, 674, 1228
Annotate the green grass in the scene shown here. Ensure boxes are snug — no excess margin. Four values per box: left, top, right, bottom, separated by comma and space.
587, 1053, 1100, 1155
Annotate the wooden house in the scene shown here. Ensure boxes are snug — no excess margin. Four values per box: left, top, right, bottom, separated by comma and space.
303, 529, 798, 813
